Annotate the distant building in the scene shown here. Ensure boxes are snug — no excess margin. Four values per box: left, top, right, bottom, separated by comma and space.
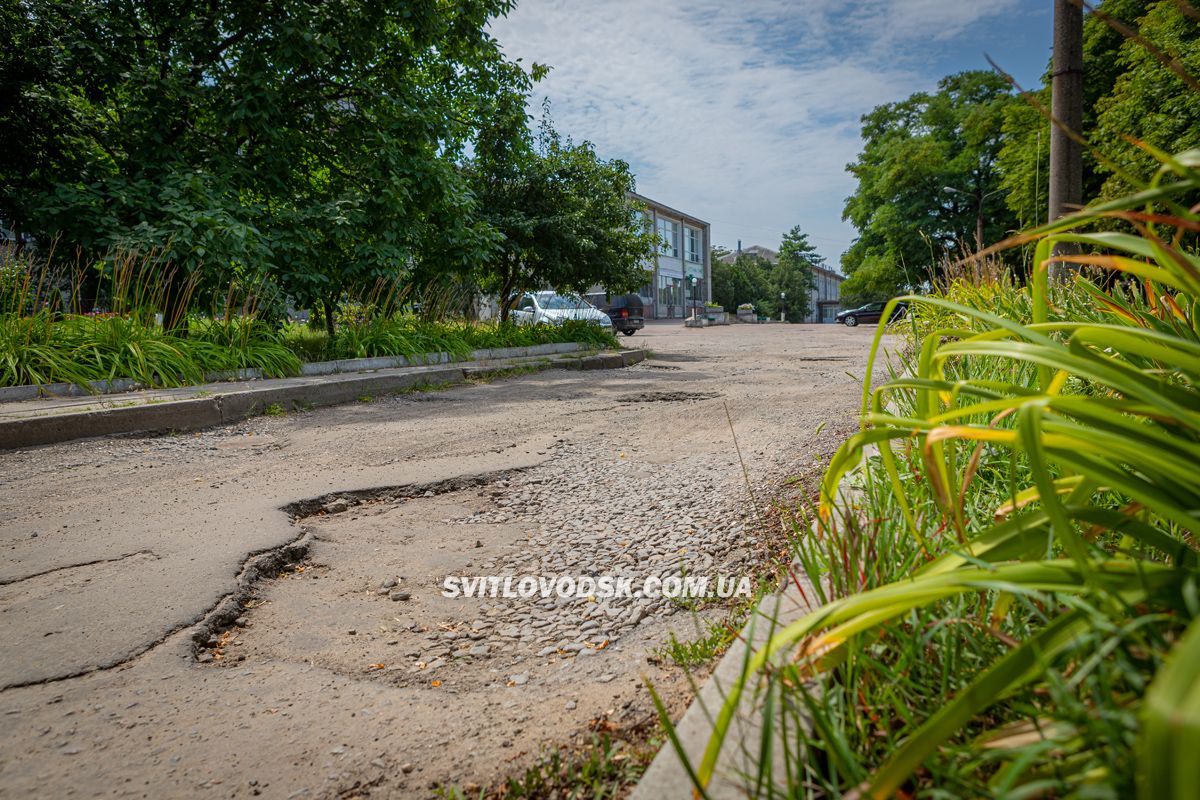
627, 192, 711, 319
717, 243, 845, 323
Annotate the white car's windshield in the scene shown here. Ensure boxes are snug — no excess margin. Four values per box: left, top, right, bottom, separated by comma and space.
539, 294, 590, 310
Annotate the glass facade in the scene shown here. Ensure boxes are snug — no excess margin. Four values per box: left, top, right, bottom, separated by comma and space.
656, 218, 679, 257
657, 274, 683, 307
684, 226, 701, 264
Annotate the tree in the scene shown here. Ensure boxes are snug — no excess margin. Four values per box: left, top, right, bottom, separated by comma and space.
0, 0, 522, 330
711, 250, 771, 314
841, 71, 1020, 297
1092, 1, 1200, 198
773, 226, 821, 323
996, 0, 1156, 227
468, 107, 657, 321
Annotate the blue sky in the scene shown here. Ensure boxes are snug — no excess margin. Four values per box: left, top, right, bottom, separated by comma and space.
489, 0, 1053, 269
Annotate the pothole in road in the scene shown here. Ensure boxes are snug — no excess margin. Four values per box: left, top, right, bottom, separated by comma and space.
615, 390, 720, 403
186, 455, 744, 790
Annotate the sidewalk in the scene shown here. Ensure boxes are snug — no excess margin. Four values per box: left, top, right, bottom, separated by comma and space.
0, 346, 646, 450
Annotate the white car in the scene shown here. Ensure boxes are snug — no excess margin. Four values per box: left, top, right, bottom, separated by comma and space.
511, 291, 613, 327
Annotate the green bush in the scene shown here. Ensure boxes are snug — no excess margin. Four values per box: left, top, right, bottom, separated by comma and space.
664, 149, 1200, 798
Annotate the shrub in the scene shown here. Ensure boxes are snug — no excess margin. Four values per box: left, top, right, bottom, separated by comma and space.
663, 149, 1200, 797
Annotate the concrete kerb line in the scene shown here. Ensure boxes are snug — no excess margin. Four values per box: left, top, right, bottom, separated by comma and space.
0, 347, 648, 450
0, 342, 589, 403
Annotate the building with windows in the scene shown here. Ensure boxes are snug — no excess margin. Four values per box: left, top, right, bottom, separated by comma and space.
629, 192, 711, 319
716, 243, 845, 322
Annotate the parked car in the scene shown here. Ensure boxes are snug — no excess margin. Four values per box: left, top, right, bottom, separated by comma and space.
584, 292, 644, 336
836, 300, 909, 327
511, 291, 613, 328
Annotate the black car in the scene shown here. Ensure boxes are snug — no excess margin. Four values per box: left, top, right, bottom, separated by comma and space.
586, 292, 645, 336
836, 300, 908, 327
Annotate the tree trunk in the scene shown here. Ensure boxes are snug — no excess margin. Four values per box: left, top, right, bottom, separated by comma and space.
498, 264, 517, 323
322, 294, 337, 338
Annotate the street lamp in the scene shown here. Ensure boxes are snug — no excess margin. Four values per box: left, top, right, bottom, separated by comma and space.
943, 186, 1005, 250
780, 291, 786, 323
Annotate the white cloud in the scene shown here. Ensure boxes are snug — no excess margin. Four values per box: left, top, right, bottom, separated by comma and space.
489, 0, 1022, 264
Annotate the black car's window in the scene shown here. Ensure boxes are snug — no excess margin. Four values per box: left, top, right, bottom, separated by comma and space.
866, 303, 885, 311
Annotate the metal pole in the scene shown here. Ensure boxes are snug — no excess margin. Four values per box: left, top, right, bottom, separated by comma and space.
1048, 0, 1084, 279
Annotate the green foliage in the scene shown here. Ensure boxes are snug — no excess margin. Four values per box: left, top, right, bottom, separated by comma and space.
1093, 1, 1200, 198
468, 105, 657, 320
999, 1, 1199, 222
711, 250, 772, 315
842, 70, 1022, 297
773, 227, 821, 323
0, 0, 526, 314
491, 734, 653, 800
658, 146, 1200, 797
656, 618, 737, 669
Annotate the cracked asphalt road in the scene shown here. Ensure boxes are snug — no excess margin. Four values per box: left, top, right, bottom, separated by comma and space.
0, 322, 871, 798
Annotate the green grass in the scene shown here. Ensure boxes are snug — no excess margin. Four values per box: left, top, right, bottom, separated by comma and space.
0, 287, 618, 390
436, 732, 661, 800
653, 147, 1200, 799
655, 618, 738, 669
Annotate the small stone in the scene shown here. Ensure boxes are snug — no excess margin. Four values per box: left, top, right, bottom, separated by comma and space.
468, 644, 489, 657
197, 653, 214, 664
234, 617, 248, 628
597, 673, 615, 683
370, 759, 386, 769
324, 499, 348, 514
565, 700, 577, 710
508, 673, 528, 686
474, 540, 483, 548
401, 763, 415, 774
380, 577, 398, 590
348, 629, 357, 636
389, 590, 411, 601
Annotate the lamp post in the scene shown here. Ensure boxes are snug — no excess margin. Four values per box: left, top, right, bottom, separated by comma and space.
943, 186, 1004, 250
780, 291, 786, 323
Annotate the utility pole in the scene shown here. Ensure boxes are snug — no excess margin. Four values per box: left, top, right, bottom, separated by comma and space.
1048, 0, 1084, 278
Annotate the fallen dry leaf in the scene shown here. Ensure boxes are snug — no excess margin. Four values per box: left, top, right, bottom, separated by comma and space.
430, 680, 442, 687
367, 663, 385, 670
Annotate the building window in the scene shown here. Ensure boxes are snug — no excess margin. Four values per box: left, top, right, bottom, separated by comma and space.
657, 274, 683, 306
684, 227, 701, 263
656, 218, 679, 257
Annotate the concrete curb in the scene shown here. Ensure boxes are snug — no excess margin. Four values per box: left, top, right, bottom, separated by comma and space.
630, 577, 816, 799
0, 343, 587, 402
0, 348, 647, 450
632, 453, 869, 798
